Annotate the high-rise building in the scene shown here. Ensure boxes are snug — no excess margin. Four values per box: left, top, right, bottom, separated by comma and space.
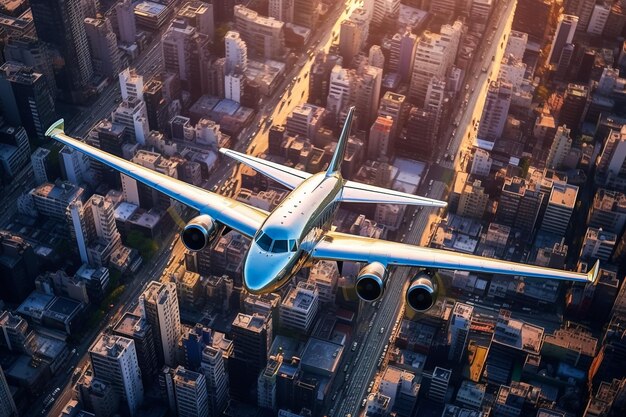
0, 62, 56, 142
597, 126, 626, 190
0, 232, 39, 304
546, 125, 573, 170
4, 36, 57, 98
0, 124, 31, 177
512, 0, 553, 43
224, 31, 247, 73
120, 68, 144, 101
111, 97, 149, 144
234, 5, 284, 60
31, 147, 52, 185
115, 0, 137, 44
424, 76, 447, 139
368, 45, 385, 69
429, 367, 451, 403
564, 0, 595, 32
559, 84, 588, 133
258, 354, 283, 411
84, 16, 122, 79
389, 28, 417, 82
587, 189, 626, 234
59, 145, 94, 185
308, 53, 342, 107
378, 92, 407, 141
293, 0, 319, 28
397, 107, 435, 161
0, 365, 17, 417
89, 334, 144, 416
177, 1, 215, 38
285, 104, 325, 139
379, 366, 419, 413
327, 65, 355, 117
547, 14, 578, 65
232, 313, 271, 374
113, 312, 159, 385
280, 281, 319, 334
368, 116, 394, 159
30, 181, 85, 221
496, 177, 543, 236
470, 148, 493, 177
140, 281, 181, 367
200, 346, 229, 416
29, 0, 93, 102
587, 3, 610, 35
143, 79, 169, 132
580, 227, 616, 261
162, 19, 211, 96
339, 8, 369, 66
173, 366, 209, 417
355, 65, 382, 129
363, 0, 400, 26
448, 303, 473, 362
505, 31, 528, 60
269, 0, 294, 22
541, 183, 578, 236
477, 81, 512, 142
457, 180, 489, 219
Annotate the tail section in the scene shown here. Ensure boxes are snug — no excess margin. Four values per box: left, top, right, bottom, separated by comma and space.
326, 106, 355, 177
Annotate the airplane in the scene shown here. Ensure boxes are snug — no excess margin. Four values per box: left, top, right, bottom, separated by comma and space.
46, 107, 600, 313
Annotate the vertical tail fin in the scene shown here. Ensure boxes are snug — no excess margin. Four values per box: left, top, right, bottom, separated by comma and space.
326, 106, 355, 177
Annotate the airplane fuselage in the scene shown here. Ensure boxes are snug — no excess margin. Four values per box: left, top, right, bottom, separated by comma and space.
242, 172, 344, 294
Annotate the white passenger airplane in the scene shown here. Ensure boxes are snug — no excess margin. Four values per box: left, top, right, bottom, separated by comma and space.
46, 107, 599, 312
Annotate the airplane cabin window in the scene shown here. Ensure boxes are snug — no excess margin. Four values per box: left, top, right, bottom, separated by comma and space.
257, 232, 273, 251
289, 239, 297, 252
272, 239, 288, 253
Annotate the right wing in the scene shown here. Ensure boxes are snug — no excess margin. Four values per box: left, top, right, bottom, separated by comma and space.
219, 148, 311, 190
341, 181, 448, 207
46, 120, 267, 238
311, 231, 600, 284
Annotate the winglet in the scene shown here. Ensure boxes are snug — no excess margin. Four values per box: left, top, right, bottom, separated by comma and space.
587, 259, 601, 285
45, 119, 65, 137
326, 106, 356, 177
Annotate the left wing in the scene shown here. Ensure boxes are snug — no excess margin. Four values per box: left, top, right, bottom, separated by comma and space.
311, 231, 600, 284
46, 120, 267, 238
219, 148, 311, 189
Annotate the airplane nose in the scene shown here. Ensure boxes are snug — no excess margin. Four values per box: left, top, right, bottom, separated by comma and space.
243, 247, 292, 294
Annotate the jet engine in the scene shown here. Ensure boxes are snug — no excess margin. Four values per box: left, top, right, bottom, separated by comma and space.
355, 262, 388, 302
406, 270, 438, 312
181, 215, 220, 251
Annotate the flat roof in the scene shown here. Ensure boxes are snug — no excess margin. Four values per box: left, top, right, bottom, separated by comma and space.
17, 291, 54, 319
300, 337, 342, 374
47, 296, 82, 317
549, 184, 578, 208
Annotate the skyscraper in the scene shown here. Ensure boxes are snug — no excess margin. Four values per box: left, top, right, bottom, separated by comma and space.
0, 365, 17, 417
368, 115, 394, 159
234, 5, 284, 60
113, 312, 159, 385
140, 281, 181, 367
397, 107, 436, 161
293, 0, 319, 28
546, 125, 573, 170
224, 31, 247, 73
3, 36, 57, 98
477, 81, 512, 142
84, 16, 122, 79
232, 313, 271, 373
29, 0, 94, 102
389, 28, 417, 82
269, 0, 294, 22
119, 68, 144, 102
547, 15, 579, 65
173, 366, 209, 417
559, 84, 588, 133
448, 303, 473, 362
115, 0, 137, 44
339, 8, 369, 66
89, 334, 144, 416
200, 346, 229, 416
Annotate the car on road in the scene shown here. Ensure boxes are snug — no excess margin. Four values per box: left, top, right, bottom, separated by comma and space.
351, 341, 358, 351
379, 327, 384, 334
361, 398, 367, 407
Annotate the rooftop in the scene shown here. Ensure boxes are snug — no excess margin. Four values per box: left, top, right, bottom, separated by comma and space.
548, 184, 578, 208
113, 312, 149, 338
493, 312, 544, 354
282, 282, 317, 311
232, 313, 266, 333
90, 334, 133, 358
300, 337, 343, 374
543, 328, 597, 356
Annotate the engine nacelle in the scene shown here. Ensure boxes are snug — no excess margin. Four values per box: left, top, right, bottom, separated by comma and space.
181, 215, 220, 251
356, 262, 388, 302
406, 271, 438, 312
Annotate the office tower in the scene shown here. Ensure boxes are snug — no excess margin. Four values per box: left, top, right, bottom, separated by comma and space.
115, 0, 137, 44
224, 31, 247, 73
368, 116, 394, 159
29, 0, 93, 102
477, 81, 512, 142
389, 28, 417, 82
89, 334, 144, 416
564, 0, 595, 32
293, 0, 319, 28
580, 227, 616, 261
327, 65, 354, 116
140, 281, 182, 367
143, 79, 169, 132
173, 366, 209, 417
30, 181, 85, 221
200, 346, 229, 416
280, 281, 319, 334
84, 16, 122, 79
0, 62, 56, 143
31, 147, 52, 185
512, 0, 553, 43
309, 53, 342, 107
119, 68, 144, 101
286, 104, 324, 139
470, 148, 492, 176
0, 232, 38, 304
368, 45, 385, 69
547, 15, 578, 65
113, 312, 159, 385
339, 9, 369, 66
258, 354, 283, 411
364, 0, 400, 27
397, 107, 435, 161
587, 3, 610, 35
162, 19, 211, 96
597, 126, 626, 190
541, 183, 578, 236
234, 5, 284, 60
4, 36, 57, 97
429, 367, 451, 403
177, 1, 215, 38
0, 124, 30, 178
560, 84, 588, 133
470, 0, 493, 25
0, 365, 17, 417
457, 180, 489, 219
603, 3, 626, 38
378, 92, 407, 141
269, 0, 294, 22
430, 0, 456, 17
496, 177, 543, 236
505, 31, 528, 60
355, 65, 382, 129
587, 189, 626, 234
546, 126, 572, 170
232, 313, 271, 373
111, 97, 149, 144
123, 150, 177, 210
59, 145, 93, 185
0, 308, 32, 353
424, 77, 447, 139
556, 43, 575, 79
448, 303, 473, 362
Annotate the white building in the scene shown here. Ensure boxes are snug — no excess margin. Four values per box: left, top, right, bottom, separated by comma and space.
327, 65, 354, 115
60, 145, 94, 186
505, 31, 527, 60
477, 81, 512, 142
541, 183, 578, 235
308, 261, 338, 303
200, 346, 229, 417
84, 16, 122, 79
115, 0, 137, 44
580, 227, 616, 261
224, 73, 243, 103
546, 125, 572, 170
280, 281, 319, 333
173, 366, 209, 417
470, 148, 493, 177
140, 281, 181, 367
31, 147, 51, 185
89, 334, 144, 416
369, 45, 385, 69
119, 68, 144, 101
587, 3, 610, 35
111, 96, 149, 144
224, 31, 247, 73
429, 367, 451, 403
455, 380, 486, 410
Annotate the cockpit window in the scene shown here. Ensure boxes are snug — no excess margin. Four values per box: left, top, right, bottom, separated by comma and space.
272, 239, 288, 253
256, 232, 273, 251
289, 239, 297, 252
